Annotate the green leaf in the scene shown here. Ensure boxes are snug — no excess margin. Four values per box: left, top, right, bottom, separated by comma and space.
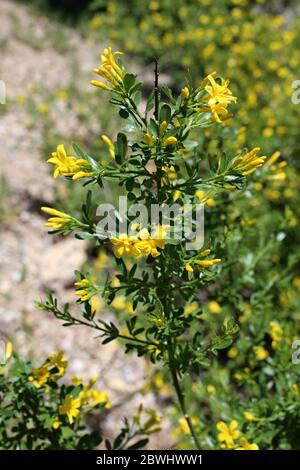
161, 86, 176, 104
75, 232, 95, 240
127, 438, 149, 450
159, 103, 171, 123
115, 132, 128, 164
123, 73, 136, 92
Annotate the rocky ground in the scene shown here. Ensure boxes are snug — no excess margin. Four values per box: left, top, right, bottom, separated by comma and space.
0, 0, 172, 448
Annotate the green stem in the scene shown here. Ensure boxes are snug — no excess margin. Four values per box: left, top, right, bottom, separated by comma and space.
167, 339, 201, 450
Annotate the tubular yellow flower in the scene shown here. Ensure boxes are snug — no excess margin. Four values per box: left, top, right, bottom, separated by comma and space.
195, 258, 221, 267
186, 250, 221, 272
59, 394, 81, 424
41, 206, 72, 230
5, 341, 13, 361
92, 47, 124, 92
265, 150, 281, 168
47, 144, 93, 180
74, 278, 94, 302
164, 136, 178, 146
90, 80, 113, 91
204, 74, 237, 123
101, 134, 115, 159
200, 249, 211, 256
236, 438, 259, 450
144, 133, 154, 146
217, 420, 241, 447
233, 147, 267, 176
159, 120, 168, 134
180, 86, 190, 98
185, 262, 194, 272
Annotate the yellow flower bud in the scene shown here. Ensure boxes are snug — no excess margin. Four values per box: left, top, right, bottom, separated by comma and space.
180, 87, 189, 98
159, 120, 168, 134
5, 341, 13, 361
185, 263, 194, 272
144, 133, 154, 146
164, 136, 178, 146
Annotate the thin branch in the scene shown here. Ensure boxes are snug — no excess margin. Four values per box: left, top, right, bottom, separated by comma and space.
154, 57, 159, 121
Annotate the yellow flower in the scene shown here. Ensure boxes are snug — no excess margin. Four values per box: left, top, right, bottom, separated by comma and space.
47, 144, 92, 180
144, 133, 155, 146
254, 346, 269, 361
38, 103, 49, 114
111, 228, 166, 260
41, 206, 72, 230
196, 189, 215, 206
89, 14, 102, 30
217, 420, 241, 447
185, 262, 194, 272
195, 258, 221, 268
233, 147, 267, 176
172, 416, 200, 437
161, 165, 177, 184
74, 278, 94, 302
269, 321, 283, 349
59, 394, 81, 424
159, 121, 168, 134
164, 136, 178, 146
227, 347, 238, 359
265, 150, 281, 168
90, 295, 103, 313
71, 376, 83, 386
29, 365, 50, 388
143, 409, 162, 433
91, 47, 124, 92
110, 233, 141, 259
204, 73, 237, 123
52, 418, 60, 430
80, 387, 111, 408
208, 300, 222, 314
180, 87, 189, 98
207, 384, 216, 394
5, 341, 13, 361
135, 227, 166, 258
291, 384, 299, 396
243, 411, 257, 422
47, 351, 68, 377
236, 438, 259, 450
101, 134, 115, 159
186, 249, 221, 271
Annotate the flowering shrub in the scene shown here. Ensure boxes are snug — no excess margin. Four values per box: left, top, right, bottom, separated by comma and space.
0, 343, 159, 450
89, 0, 300, 159
35, 45, 300, 450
